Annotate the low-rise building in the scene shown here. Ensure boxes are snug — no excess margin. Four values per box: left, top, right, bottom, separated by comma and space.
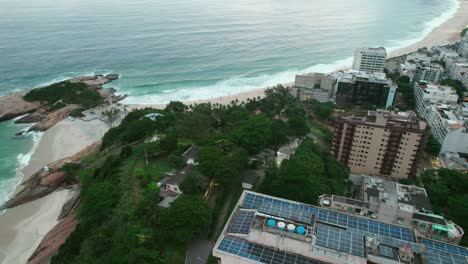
412, 62, 444, 84
291, 74, 334, 102
332, 110, 427, 179
448, 61, 468, 87
319, 175, 465, 245
213, 191, 468, 264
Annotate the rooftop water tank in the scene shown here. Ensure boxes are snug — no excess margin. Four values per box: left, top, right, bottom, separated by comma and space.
287, 224, 296, 233
296, 226, 306, 235
277, 222, 286, 230
267, 219, 276, 228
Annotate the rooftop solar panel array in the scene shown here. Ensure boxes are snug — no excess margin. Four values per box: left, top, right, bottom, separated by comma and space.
217, 236, 327, 264
378, 234, 421, 253
241, 192, 416, 243
316, 224, 365, 257
379, 245, 394, 258
422, 239, 468, 257
228, 210, 256, 234
425, 248, 468, 264
259, 200, 313, 224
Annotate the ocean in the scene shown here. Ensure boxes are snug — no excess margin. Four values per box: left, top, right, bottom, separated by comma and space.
0, 0, 459, 205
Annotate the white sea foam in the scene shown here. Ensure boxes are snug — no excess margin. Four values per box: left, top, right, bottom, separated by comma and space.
0, 129, 43, 214
122, 0, 459, 105
121, 56, 354, 104
386, 0, 459, 52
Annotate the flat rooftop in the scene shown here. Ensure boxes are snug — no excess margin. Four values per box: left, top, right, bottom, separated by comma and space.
213, 191, 468, 264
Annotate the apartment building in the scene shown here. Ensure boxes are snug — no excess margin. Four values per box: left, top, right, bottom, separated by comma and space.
213, 190, 468, 264
412, 62, 444, 84
332, 110, 427, 179
334, 71, 396, 108
352, 47, 387, 73
318, 175, 465, 245
413, 82, 468, 154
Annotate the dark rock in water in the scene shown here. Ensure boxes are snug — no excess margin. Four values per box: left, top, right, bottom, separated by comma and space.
14, 130, 26, 137
105, 73, 120, 80
15, 112, 45, 124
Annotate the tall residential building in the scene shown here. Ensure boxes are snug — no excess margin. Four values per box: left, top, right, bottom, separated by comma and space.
334, 71, 396, 108
319, 175, 465, 245
412, 62, 444, 84
352, 47, 387, 73
332, 110, 427, 179
457, 33, 468, 58
213, 190, 468, 264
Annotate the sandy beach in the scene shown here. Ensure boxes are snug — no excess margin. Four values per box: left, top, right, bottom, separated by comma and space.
0, 0, 467, 263
21, 117, 110, 181
0, 189, 73, 264
0, 117, 110, 264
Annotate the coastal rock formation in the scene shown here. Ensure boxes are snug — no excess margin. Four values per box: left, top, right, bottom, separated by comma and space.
0, 90, 41, 121
0, 141, 100, 210
0, 74, 124, 131
27, 188, 80, 264
27, 215, 78, 264
28, 105, 78, 132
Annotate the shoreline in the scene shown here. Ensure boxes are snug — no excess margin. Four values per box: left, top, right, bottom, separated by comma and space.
126, 0, 468, 108
0, 0, 467, 262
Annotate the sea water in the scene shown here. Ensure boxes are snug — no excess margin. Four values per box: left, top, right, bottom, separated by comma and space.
0, 0, 460, 203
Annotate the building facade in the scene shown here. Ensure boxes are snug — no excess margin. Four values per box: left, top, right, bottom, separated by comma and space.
412, 62, 444, 84
291, 74, 334, 102
352, 47, 387, 73
334, 71, 396, 108
413, 82, 468, 154
332, 110, 428, 179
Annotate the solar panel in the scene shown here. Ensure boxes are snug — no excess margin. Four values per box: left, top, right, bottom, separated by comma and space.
242, 192, 416, 243
425, 248, 468, 264
315, 224, 365, 257
422, 239, 468, 257
379, 245, 394, 258
378, 236, 421, 254
217, 235, 327, 264
228, 210, 256, 234
259, 201, 313, 224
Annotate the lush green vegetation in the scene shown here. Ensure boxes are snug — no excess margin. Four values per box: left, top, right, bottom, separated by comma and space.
394, 75, 415, 110
53, 85, 350, 263
425, 134, 441, 156
440, 78, 466, 102
421, 169, 468, 246
260, 138, 349, 205
23, 81, 103, 109
461, 27, 468, 37
307, 100, 335, 121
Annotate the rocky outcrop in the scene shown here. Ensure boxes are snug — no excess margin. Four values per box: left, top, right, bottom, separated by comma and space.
0, 90, 41, 121
27, 187, 80, 264
27, 215, 78, 264
0, 74, 124, 128
28, 105, 78, 132
0, 141, 100, 210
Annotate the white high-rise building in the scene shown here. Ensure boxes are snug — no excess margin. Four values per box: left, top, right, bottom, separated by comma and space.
352, 47, 387, 73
